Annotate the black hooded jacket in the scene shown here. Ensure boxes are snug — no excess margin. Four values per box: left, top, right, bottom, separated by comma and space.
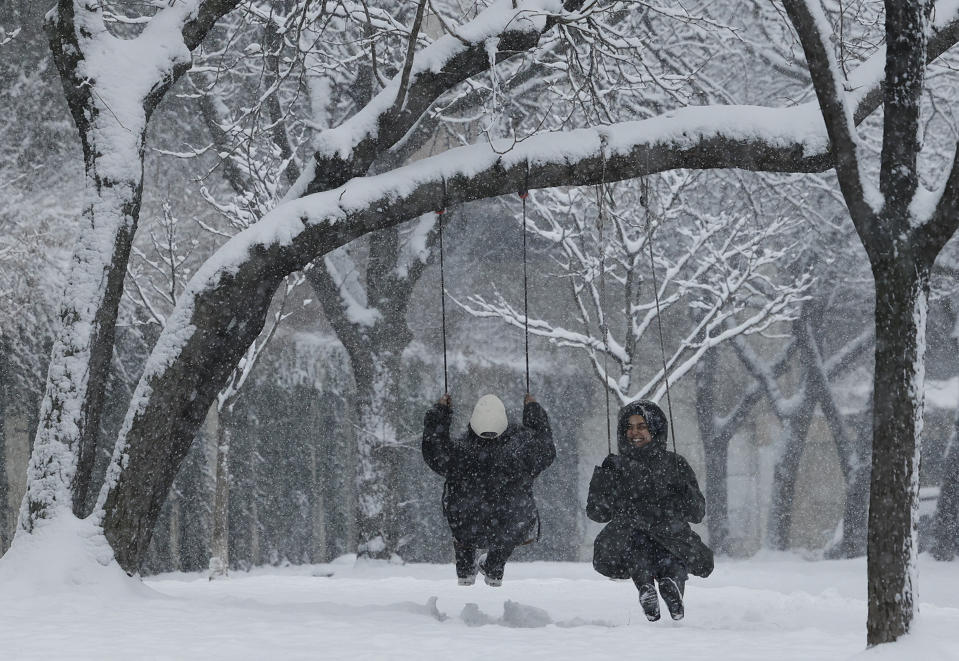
586, 400, 714, 578
422, 401, 555, 547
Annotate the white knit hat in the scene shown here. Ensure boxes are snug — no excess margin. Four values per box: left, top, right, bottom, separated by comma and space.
469, 394, 508, 439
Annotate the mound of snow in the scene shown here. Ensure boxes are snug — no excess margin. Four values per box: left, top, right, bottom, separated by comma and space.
0, 513, 149, 600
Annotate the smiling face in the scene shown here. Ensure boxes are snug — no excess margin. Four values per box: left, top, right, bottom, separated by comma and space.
625, 414, 653, 449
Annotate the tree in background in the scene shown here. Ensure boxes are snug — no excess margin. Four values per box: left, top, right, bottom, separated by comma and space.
0, 0, 80, 550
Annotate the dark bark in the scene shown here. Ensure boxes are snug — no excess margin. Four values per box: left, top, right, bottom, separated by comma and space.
786, 0, 959, 645
879, 1, 926, 213
701, 433, 729, 553
866, 254, 930, 645
101, 242, 296, 572
694, 347, 738, 554
782, 0, 869, 220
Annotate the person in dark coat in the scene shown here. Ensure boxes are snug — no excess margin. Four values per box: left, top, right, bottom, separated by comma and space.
422, 392, 555, 586
587, 399, 713, 621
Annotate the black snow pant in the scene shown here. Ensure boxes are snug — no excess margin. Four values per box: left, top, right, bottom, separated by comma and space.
453, 539, 515, 580
628, 530, 688, 589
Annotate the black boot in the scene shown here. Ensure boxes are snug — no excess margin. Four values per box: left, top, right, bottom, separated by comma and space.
477, 557, 502, 587
479, 545, 512, 587
637, 583, 661, 621
658, 577, 685, 621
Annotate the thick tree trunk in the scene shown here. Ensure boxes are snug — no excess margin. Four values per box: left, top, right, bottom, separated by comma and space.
100, 249, 292, 572
866, 259, 928, 645
354, 354, 404, 560
21, 134, 144, 527
209, 407, 231, 579
22, 4, 149, 528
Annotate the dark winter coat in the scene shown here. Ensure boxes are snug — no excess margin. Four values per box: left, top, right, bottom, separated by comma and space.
422, 401, 555, 548
587, 400, 714, 578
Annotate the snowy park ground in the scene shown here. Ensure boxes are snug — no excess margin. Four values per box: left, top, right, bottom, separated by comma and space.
1, 521, 958, 660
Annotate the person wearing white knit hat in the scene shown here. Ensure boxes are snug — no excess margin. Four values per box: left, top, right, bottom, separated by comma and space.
469, 394, 509, 439
422, 392, 555, 586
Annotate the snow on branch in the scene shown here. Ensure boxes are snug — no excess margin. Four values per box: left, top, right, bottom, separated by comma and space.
323, 249, 380, 328
0, 25, 21, 46
286, 0, 585, 199
782, 0, 874, 221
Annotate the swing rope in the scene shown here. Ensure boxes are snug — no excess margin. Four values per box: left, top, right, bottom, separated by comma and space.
520, 163, 531, 395
641, 176, 677, 454
438, 179, 449, 395
597, 145, 613, 455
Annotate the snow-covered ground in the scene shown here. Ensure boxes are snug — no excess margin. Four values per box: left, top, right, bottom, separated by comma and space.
1, 521, 958, 661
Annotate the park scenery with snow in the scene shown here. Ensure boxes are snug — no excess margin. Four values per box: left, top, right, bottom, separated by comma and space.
0, 514, 956, 660
10, 1, 959, 659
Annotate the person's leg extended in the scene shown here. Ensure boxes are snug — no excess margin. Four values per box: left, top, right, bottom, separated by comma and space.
630, 532, 663, 622
454, 540, 478, 585
654, 551, 689, 620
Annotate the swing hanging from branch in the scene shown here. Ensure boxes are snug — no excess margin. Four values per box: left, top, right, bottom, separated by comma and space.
435, 151, 676, 457
436, 167, 534, 397
595, 144, 677, 455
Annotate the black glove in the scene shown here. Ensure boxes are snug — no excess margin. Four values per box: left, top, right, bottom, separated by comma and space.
601, 453, 623, 471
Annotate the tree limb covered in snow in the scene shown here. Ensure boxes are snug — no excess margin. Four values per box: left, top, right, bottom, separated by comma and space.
782, 0, 872, 224
290, 0, 587, 198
